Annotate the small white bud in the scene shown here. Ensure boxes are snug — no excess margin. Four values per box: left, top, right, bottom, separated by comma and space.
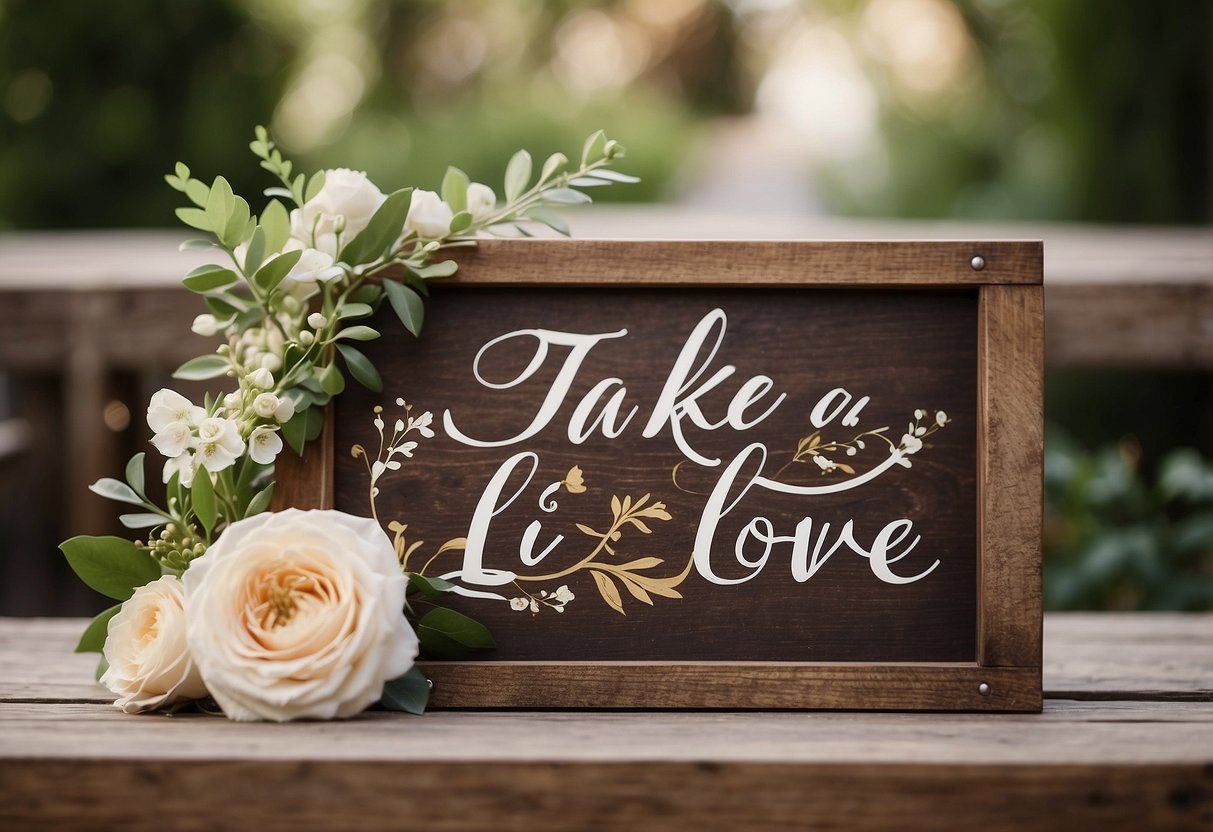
191, 314, 221, 337
259, 353, 282, 372
298, 331, 315, 347
307, 312, 328, 330
222, 392, 241, 411
273, 397, 296, 424
253, 392, 280, 419
248, 368, 274, 390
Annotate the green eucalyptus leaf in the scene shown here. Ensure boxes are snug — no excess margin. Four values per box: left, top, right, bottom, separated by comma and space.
182, 265, 239, 293
383, 279, 424, 337
349, 285, 382, 306
125, 453, 146, 499
418, 607, 495, 648
586, 169, 641, 183
206, 176, 234, 233
119, 513, 164, 530
542, 187, 592, 205
60, 536, 160, 601
184, 179, 210, 208
525, 208, 569, 236
379, 667, 430, 715
412, 259, 458, 279
335, 302, 374, 320
283, 407, 310, 456
407, 573, 456, 598
448, 210, 473, 235
175, 207, 212, 232
222, 195, 251, 248
337, 344, 382, 392
75, 604, 122, 654
173, 354, 230, 381
304, 404, 325, 441
88, 478, 145, 507
318, 362, 346, 396
335, 326, 380, 342
245, 483, 275, 518
339, 188, 413, 267
441, 166, 470, 214
581, 129, 606, 165
540, 152, 568, 182
260, 199, 290, 254
304, 170, 326, 203
192, 471, 217, 536
243, 225, 266, 274
253, 249, 303, 294
504, 149, 532, 202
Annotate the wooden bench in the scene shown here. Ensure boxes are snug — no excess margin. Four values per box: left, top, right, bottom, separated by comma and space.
1, 613, 1210, 830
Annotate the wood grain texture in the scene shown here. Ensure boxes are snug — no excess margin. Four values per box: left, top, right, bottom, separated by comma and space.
1, 759, 1210, 832
419, 239, 1043, 286
270, 409, 333, 512
977, 284, 1044, 669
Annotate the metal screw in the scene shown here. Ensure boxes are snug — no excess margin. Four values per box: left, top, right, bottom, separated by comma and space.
978, 682, 991, 696
970, 255, 986, 271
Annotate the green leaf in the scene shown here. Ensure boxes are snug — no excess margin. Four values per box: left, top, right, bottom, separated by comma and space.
182, 265, 239, 293
339, 188, 413, 266
335, 302, 373, 320
243, 225, 267, 274
542, 187, 592, 205
335, 325, 380, 342
60, 536, 161, 601
413, 259, 458, 279
586, 168, 641, 183
119, 513, 163, 530
318, 362, 346, 396
174, 161, 190, 180
178, 239, 217, 252
253, 249, 303, 294
448, 210, 473, 235
304, 170, 326, 203
383, 279, 424, 337
88, 478, 144, 507
441, 166, 470, 214
125, 453, 146, 499
175, 207, 212, 232
379, 667, 430, 715
206, 175, 234, 234
304, 404, 325, 441
173, 354, 230, 381
540, 152, 567, 182
260, 199, 290, 254
283, 407, 310, 456
407, 573, 456, 598
184, 179, 210, 208
526, 208, 569, 236
245, 483, 275, 518
192, 471, 217, 536
94, 655, 109, 682
504, 149, 532, 202
337, 344, 382, 392
75, 605, 122, 653
349, 285, 382, 306
418, 607, 495, 648
581, 129, 606, 165
222, 195, 251, 248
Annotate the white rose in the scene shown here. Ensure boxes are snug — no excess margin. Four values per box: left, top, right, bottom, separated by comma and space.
147, 389, 205, 433
466, 182, 496, 220
252, 392, 280, 419
100, 576, 208, 714
290, 168, 386, 256
183, 509, 417, 722
247, 425, 283, 464
404, 189, 454, 239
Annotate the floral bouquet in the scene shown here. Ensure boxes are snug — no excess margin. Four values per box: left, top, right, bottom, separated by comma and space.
60, 127, 634, 721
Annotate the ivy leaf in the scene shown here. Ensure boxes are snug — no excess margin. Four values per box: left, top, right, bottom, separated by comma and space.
504, 149, 532, 202
337, 344, 382, 392
339, 188, 413, 267
441, 166, 469, 214
379, 667, 430, 715
173, 355, 229, 381
60, 536, 160, 601
192, 471, 217, 536
75, 605, 122, 654
382, 279, 424, 337
88, 478, 144, 507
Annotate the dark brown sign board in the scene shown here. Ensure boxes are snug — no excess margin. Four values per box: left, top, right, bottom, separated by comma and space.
278, 240, 1043, 711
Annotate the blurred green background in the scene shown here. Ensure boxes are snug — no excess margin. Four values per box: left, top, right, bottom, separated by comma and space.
1, 0, 1210, 611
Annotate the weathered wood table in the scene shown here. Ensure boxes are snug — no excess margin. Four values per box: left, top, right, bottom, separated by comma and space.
1, 613, 1209, 830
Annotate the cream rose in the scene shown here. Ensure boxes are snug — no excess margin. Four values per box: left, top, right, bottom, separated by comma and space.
290, 168, 386, 257
404, 189, 454, 239
183, 508, 417, 722
100, 576, 207, 714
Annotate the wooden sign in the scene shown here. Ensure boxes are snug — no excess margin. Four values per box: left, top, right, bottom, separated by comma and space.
279, 240, 1043, 711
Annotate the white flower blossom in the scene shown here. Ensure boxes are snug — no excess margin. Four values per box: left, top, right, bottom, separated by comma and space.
252, 392, 280, 420
287, 247, 344, 284
936, 410, 949, 426
248, 426, 283, 465
509, 597, 530, 611
404, 190, 454, 239
147, 389, 205, 433
813, 454, 835, 471
273, 397, 295, 424
408, 411, 435, 438
552, 585, 575, 605
197, 417, 245, 455
289, 168, 386, 258
162, 452, 196, 487
151, 421, 193, 458
901, 433, 924, 454
196, 439, 240, 473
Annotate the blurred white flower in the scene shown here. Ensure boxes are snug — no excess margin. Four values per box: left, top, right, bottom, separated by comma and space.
466, 182, 496, 220
151, 421, 193, 458
290, 168, 386, 257
248, 426, 283, 465
147, 389, 205, 433
307, 312, 328, 330
248, 368, 274, 390
162, 451, 196, 487
252, 392, 280, 420
273, 397, 295, 424
287, 247, 344, 284
191, 314, 222, 337
404, 190, 454, 239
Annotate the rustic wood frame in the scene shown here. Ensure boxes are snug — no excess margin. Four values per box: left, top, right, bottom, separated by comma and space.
275, 240, 1043, 712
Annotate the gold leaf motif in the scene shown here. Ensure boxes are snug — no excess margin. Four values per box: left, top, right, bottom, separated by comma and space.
591, 570, 625, 615
563, 465, 586, 494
